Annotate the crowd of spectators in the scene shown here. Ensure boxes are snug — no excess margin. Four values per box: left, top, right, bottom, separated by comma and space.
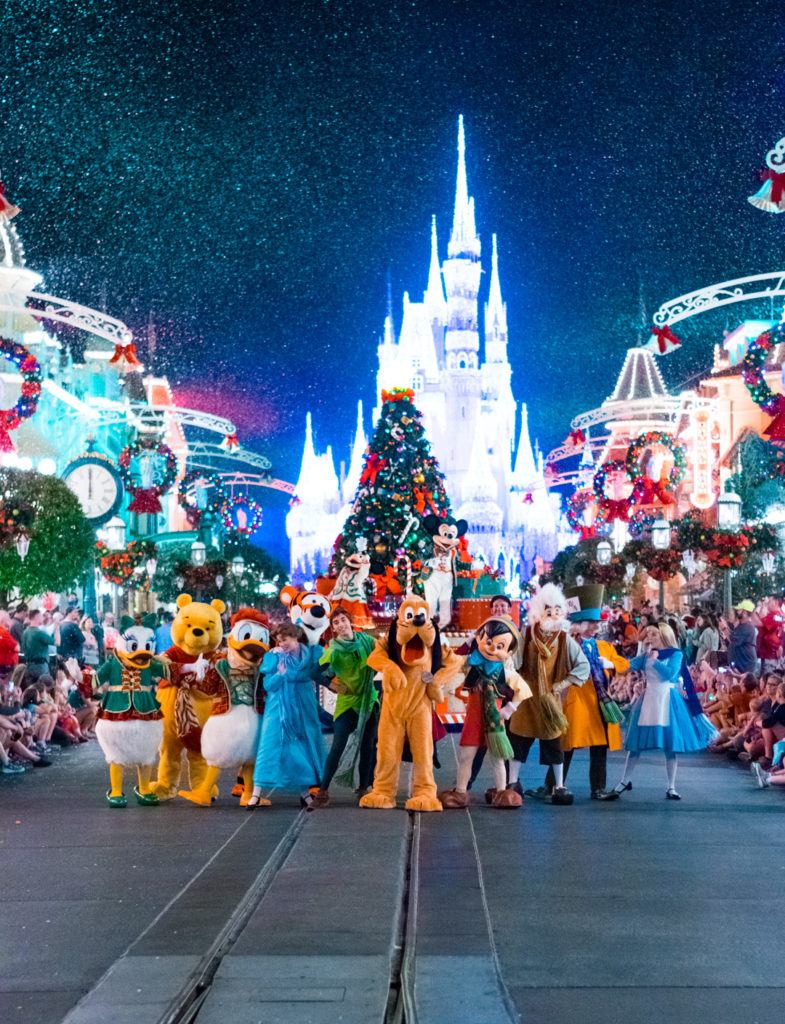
601, 595, 785, 793
0, 603, 171, 780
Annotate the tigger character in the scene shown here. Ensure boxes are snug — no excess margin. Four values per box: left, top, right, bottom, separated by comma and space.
360, 596, 463, 811
280, 585, 331, 645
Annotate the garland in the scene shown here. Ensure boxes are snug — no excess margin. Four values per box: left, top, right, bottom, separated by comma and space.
635, 545, 685, 582
219, 494, 263, 536
593, 460, 633, 522
96, 539, 157, 589
628, 508, 655, 538
177, 469, 227, 527
0, 337, 42, 452
742, 323, 785, 439
118, 438, 178, 514
565, 488, 608, 536
626, 431, 686, 506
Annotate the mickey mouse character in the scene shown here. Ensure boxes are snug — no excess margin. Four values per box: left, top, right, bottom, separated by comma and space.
419, 514, 468, 628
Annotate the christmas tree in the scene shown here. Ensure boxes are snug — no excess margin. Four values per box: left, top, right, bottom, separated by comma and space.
331, 388, 453, 589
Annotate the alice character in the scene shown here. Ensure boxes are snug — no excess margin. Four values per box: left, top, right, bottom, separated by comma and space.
94, 615, 165, 808
440, 617, 531, 809
309, 606, 380, 807
179, 608, 270, 807
247, 623, 325, 808
614, 621, 718, 800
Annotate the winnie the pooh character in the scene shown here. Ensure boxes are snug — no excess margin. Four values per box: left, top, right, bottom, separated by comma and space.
360, 595, 462, 811
94, 614, 166, 808
151, 594, 226, 801
178, 608, 270, 807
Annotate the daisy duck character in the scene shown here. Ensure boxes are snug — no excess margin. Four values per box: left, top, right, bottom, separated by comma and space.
420, 514, 469, 628
179, 608, 271, 807
94, 614, 166, 808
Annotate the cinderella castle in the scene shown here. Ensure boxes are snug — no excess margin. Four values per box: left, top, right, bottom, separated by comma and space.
287, 118, 562, 591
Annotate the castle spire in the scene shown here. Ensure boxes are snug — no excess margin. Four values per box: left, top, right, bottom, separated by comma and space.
511, 404, 537, 487
383, 271, 395, 346
294, 412, 321, 503
343, 400, 368, 500
448, 115, 480, 260
484, 234, 508, 363
423, 216, 447, 321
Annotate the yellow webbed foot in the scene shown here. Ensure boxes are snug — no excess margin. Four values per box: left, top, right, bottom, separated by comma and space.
359, 791, 397, 809
178, 788, 213, 806
405, 794, 443, 812
150, 783, 178, 801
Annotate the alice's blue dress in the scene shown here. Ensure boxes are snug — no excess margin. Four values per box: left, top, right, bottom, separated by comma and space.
252, 644, 326, 790
625, 648, 718, 753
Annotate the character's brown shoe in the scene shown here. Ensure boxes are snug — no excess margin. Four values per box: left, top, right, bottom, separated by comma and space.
438, 789, 470, 809
484, 787, 498, 804
492, 788, 523, 809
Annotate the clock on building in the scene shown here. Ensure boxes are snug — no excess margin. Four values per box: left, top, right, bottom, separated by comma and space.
62, 454, 124, 526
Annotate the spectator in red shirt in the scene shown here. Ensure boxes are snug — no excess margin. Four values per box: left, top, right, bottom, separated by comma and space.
755, 598, 784, 674
0, 610, 20, 682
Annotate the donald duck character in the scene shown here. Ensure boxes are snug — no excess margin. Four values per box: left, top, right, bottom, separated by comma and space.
179, 608, 271, 807
94, 614, 166, 808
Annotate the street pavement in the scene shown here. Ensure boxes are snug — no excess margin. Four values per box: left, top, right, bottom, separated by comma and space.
1, 736, 783, 1024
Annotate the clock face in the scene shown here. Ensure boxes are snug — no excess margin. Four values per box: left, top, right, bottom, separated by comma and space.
63, 459, 123, 524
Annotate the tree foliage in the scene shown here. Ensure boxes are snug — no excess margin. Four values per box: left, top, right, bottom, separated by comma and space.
0, 469, 94, 596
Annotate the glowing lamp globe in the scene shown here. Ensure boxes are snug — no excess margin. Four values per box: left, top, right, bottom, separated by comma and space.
762, 551, 776, 574
231, 554, 245, 578
717, 490, 742, 530
596, 540, 612, 566
625, 563, 636, 581
651, 519, 671, 550
190, 540, 207, 567
215, 574, 224, 590
145, 557, 157, 578
15, 533, 30, 561
105, 516, 127, 552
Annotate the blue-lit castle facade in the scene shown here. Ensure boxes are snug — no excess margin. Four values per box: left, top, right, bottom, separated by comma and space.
287, 119, 561, 593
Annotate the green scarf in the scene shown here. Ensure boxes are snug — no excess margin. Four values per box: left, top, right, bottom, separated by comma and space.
467, 653, 514, 759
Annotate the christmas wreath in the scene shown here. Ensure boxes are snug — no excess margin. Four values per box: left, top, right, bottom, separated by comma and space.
626, 431, 686, 506
742, 323, 785, 439
219, 494, 263, 536
593, 460, 633, 522
0, 336, 42, 452
566, 489, 608, 536
96, 539, 157, 589
118, 438, 178, 514
628, 508, 655, 538
177, 469, 227, 527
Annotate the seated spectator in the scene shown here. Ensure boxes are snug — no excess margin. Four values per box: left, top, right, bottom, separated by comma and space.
0, 609, 20, 683
759, 679, 785, 767
0, 678, 51, 766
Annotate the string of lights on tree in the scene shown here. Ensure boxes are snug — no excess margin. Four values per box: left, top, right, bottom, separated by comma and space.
0, 336, 42, 453
330, 388, 452, 591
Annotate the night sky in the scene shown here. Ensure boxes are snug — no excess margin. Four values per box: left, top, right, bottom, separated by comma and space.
2, 0, 785, 558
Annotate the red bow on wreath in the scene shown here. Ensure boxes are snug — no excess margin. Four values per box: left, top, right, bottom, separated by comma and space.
634, 477, 677, 507
580, 526, 596, 540
127, 489, 163, 514
109, 343, 143, 371
360, 454, 387, 485
647, 325, 682, 355
0, 411, 17, 453
602, 498, 630, 522
565, 429, 586, 447
221, 432, 239, 451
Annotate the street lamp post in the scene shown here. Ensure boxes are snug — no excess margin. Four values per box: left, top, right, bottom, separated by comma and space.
718, 490, 742, 615
651, 518, 672, 616
231, 554, 245, 611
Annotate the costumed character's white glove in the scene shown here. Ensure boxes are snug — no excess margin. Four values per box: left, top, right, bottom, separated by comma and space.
551, 680, 573, 696
499, 700, 519, 721
180, 653, 208, 682
600, 657, 615, 669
